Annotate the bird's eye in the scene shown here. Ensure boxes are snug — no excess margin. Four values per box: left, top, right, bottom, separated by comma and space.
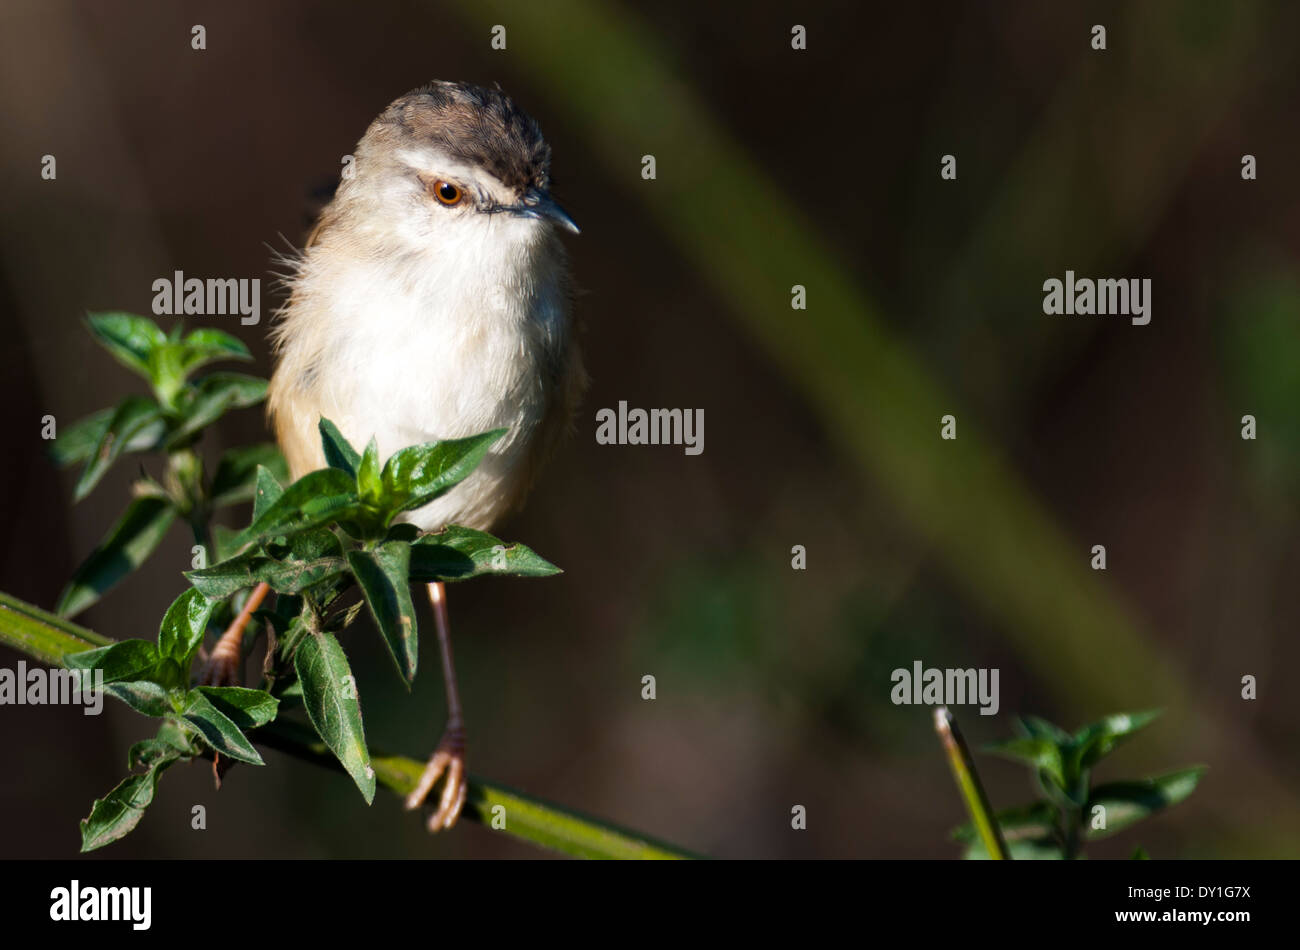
432, 180, 463, 206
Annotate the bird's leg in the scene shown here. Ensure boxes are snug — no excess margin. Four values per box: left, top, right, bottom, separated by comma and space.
198, 581, 271, 687
405, 580, 468, 831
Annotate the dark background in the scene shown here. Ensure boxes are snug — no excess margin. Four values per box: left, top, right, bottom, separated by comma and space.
1, 0, 1298, 858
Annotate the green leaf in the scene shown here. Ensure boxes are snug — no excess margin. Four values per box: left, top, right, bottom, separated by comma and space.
357, 437, 382, 504
128, 733, 187, 770
153, 656, 187, 691
157, 587, 215, 670
1084, 766, 1206, 840
165, 372, 268, 447
319, 417, 361, 477
409, 524, 562, 582
146, 342, 189, 406
147, 325, 252, 404
1017, 715, 1072, 746
295, 631, 375, 803
210, 443, 289, 508
985, 736, 1067, 790
1073, 710, 1163, 770
952, 800, 1058, 844
48, 408, 112, 468
181, 690, 265, 765
234, 468, 360, 549
280, 526, 344, 561
105, 680, 171, 717
51, 408, 168, 470
80, 719, 198, 852
252, 464, 285, 522
189, 520, 346, 596
65, 639, 159, 684
187, 549, 348, 599
195, 686, 279, 729
183, 327, 250, 354
85, 312, 167, 379
79, 765, 169, 852
153, 718, 200, 756
56, 496, 177, 617
379, 429, 505, 516
73, 396, 167, 501
179, 328, 252, 377
347, 542, 417, 684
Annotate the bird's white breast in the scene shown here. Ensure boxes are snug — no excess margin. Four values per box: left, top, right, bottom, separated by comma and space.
285, 224, 567, 531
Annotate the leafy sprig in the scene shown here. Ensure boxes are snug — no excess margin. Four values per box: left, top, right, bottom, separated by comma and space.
52, 313, 561, 851
951, 710, 1205, 859
70, 417, 558, 849
50, 312, 283, 616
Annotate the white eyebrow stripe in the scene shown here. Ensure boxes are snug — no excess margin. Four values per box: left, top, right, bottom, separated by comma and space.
394, 148, 512, 203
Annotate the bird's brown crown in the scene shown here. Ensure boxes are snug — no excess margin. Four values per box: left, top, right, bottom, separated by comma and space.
374, 80, 552, 196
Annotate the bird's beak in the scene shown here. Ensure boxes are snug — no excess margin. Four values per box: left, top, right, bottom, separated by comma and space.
516, 189, 580, 235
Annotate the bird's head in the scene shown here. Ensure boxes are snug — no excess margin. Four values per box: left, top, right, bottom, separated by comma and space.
341, 80, 578, 259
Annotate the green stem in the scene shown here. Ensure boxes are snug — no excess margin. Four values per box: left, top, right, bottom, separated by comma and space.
167, 447, 212, 559
0, 588, 697, 860
257, 718, 693, 860
0, 591, 112, 664
1064, 805, 1083, 860
935, 707, 1009, 860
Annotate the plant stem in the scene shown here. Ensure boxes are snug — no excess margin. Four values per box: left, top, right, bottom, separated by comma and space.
0, 587, 697, 860
0, 591, 112, 664
935, 707, 1009, 860
167, 447, 213, 560
1064, 805, 1083, 860
257, 718, 693, 859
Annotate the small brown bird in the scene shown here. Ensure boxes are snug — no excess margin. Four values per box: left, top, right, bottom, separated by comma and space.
202, 80, 585, 831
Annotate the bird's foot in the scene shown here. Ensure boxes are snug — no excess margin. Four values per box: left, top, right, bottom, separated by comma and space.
405, 724, 468, 831
196, 639, 241, 687
195, 582, 269, 687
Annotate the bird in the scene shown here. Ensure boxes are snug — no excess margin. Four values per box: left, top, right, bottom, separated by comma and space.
199, 80, 585, 832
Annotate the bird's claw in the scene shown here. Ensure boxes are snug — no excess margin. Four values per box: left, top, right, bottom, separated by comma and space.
405, 726, 468, 832
197, 643, 241, 687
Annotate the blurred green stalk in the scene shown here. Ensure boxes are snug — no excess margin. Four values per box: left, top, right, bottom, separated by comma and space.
452, 0, 1173, 714
935, 708, 1007, 860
